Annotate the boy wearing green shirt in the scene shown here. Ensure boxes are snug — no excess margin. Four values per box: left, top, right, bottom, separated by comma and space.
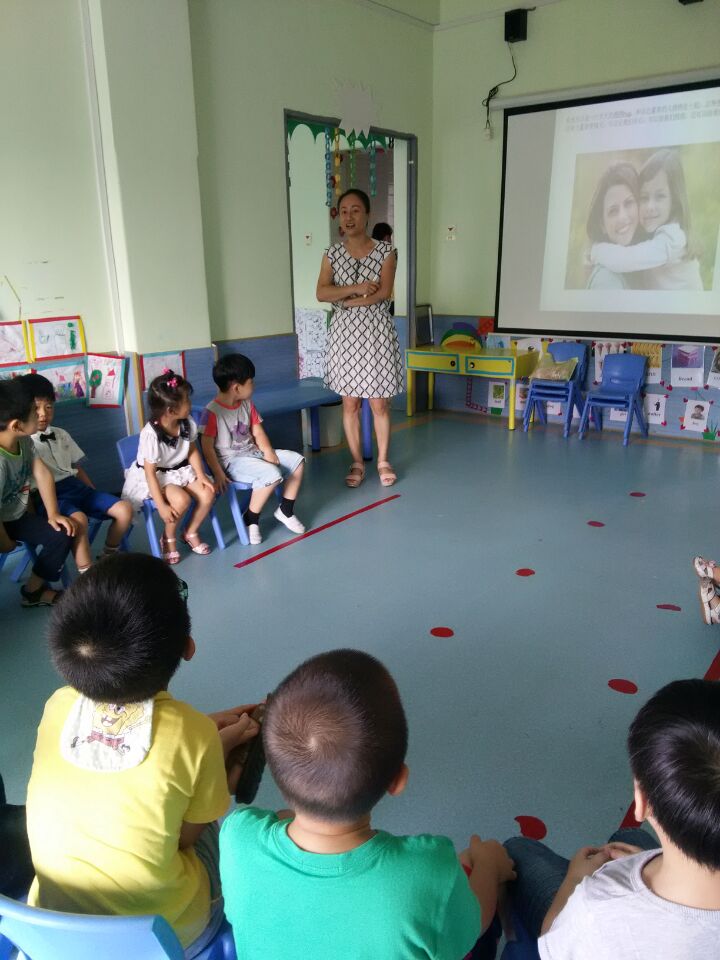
220, 649, 515, 959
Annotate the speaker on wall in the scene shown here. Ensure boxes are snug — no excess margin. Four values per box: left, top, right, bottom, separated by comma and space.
504, 8, 528, 43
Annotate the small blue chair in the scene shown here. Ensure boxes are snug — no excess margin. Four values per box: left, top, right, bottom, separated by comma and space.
0, 542, 71, 587
523, 343, 588, 439
116, 435, 226, 558
578, 353, 648, 447
0, 892, 237, 960
5, 518, 132, 584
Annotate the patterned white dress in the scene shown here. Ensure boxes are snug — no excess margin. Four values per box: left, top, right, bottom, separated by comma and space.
324, 240, 403, 399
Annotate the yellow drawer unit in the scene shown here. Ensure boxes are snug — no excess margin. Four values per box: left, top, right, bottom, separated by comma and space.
406, 350, 460, 373
464, 355, 515, 377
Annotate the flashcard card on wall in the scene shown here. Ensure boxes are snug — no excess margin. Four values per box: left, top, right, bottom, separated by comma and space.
631, 342, 662, 384
27, 316, 86, 362
0, 321, 29, 367
36, 360, 87, 402
296, 308, 328, 379
546, 401, 562, 417
708, 349, 720, 389
593, 341, 624, 383
670, 344, 705, 388
86, 354, 127, 407
515, 383, 530, 411
644, 394, 667, 426
684, 400, 710, 432
489, 381, 506, 413
141, 351, 185, 390
609, 407, 629, 423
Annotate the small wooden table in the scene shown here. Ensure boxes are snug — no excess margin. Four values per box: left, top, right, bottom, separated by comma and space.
405, 347, 538, 430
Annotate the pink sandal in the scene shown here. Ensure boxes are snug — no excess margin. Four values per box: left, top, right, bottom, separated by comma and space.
693, 555, 717, 579
699, 577, 720, 625
182, 532, 212, 556
161, 536, 181, 565
377, 461, 397, 487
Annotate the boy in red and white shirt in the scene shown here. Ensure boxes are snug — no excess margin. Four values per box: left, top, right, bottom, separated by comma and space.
199, 354, 305, 544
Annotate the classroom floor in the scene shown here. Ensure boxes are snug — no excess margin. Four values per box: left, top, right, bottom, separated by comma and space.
2, 411, 719, 857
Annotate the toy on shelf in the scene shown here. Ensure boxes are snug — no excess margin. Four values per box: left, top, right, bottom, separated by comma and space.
440, 323, 483, 353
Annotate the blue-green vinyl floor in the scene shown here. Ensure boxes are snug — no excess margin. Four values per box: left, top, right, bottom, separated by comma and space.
2, 412, 718, 856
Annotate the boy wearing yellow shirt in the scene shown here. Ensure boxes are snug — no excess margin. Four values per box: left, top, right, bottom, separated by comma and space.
26, 553, 259, 955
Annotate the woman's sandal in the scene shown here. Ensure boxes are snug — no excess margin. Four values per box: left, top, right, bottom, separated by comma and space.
160, 535, 181, 565
377, 461, 397, 487
345, 462, 365, 488
693, 555, 717, 579
699, 577, 720, 625
182, 531, 212, 556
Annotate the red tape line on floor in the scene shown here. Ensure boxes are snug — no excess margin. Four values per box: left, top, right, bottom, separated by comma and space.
234, 494, 401, 569
619, 645, 720, 829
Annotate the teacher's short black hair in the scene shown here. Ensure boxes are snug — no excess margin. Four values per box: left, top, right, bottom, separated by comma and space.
338, 189, 371, 214
212, 353, 256, 391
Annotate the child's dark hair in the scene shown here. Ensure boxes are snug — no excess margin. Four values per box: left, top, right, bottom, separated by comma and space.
627, 678, 720, 870
212, 354, 256, 392
49, 553, 191, 702
338, 188, 371, 214
264, 649, 408, 821
21, 373, 55, 402
371, 221, 392, 242
0, 378, 34, 430
146, 370, 193, 421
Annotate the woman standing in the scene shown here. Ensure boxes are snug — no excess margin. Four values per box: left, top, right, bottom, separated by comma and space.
316, 189, 402, 487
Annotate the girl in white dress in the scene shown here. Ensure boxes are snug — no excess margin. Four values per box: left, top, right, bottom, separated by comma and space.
122, 371, 217, 563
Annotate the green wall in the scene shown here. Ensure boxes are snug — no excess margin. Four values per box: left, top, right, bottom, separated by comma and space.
188, 0, 434, 341
431, 0, 720, 315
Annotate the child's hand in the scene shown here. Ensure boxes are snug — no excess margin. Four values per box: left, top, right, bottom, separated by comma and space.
263, 451, 280, 466
201, 475, 216, 495
48, 514, 76, 537
157, 501, 179, 524
567, 845, 612, 883
468, 836, 517, 883
214, 472, 229, 495
605, 841, 644, 860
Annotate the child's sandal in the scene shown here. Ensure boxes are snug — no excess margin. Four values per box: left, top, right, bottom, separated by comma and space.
182, 532, 212, 556
20, 583, 63, 607
160, 536, 181, 565
377, 461, 397, 487
345, 462, 365, 488
693, 555, 717, 580
699, 577, 720, 625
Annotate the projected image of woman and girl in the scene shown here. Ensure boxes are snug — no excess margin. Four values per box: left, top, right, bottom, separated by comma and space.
564, 145, 719, 291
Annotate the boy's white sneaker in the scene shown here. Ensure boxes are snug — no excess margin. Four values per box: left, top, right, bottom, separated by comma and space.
246, 523, 262, 545
274, 507, 305, 535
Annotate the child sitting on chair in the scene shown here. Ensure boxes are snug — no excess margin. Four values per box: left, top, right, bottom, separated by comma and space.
219, 648, 516, 959
504, 678, 720, 958
24, 373, 133, 566
199, 353, 305, 545
0, 378, 75, 606
26, 553, 260, 957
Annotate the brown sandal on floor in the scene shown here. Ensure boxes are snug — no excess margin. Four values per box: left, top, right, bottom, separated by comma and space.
345, 462, 365, 488
377, 461, 397, 487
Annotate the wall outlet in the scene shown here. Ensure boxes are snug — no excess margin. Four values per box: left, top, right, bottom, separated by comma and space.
445, 225, 457, 241
304, 233, 312, 246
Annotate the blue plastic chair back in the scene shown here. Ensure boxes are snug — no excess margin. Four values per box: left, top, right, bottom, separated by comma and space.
547, 342, 587, 383
600, 353, 646, 393
0, 893, 184, 960
116, 434, 140, 471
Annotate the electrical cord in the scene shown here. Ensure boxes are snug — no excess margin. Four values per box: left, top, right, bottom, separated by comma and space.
482, 43, 518, 137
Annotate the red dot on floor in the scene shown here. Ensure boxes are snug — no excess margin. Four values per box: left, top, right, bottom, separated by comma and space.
515, 815, 547, 840
608, 679, 638, 694
430, 627, 454, 638
587, 521, 605, 527
516, 568, 535, 577
657, 603, 681, 612
629, 491, 646, 498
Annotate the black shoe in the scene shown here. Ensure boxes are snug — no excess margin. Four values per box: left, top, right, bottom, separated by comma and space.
20, 583, 63, 607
